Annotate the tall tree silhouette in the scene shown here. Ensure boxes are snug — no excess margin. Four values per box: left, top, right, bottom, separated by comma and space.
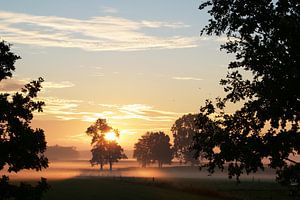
193, 0, 300, 184
106, 137, 127, 171
172, 114, 200, 166
0, 40, 49, 199
87, 119, 111, 170
86, 118, 126, 171
133, 134, 152, 167
134, 132, 173, 168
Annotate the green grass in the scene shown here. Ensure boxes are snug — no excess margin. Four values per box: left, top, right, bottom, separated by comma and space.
44, 177, 221, 200
43, 177, 292, 200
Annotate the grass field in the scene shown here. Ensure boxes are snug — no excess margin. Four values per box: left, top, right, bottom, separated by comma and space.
44, 178, 219, 200
4, 161, 293, 200
44, 177, 291, 200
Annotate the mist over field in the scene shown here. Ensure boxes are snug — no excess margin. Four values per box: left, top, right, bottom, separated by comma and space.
1, 159, 278, 181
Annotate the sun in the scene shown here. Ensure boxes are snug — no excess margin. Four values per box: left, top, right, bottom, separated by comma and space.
104, 132, 117, 141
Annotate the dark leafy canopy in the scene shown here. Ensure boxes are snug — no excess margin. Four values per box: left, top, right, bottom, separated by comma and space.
0, 41, 20, 81
0, 176, 49, 200
171, 114, 200, 166
133, 133, 152, 167
0, 41, 48, 172
193, 0, 300, 182
87, 119, 110, 170
106, 140, 127, 171
134, 131, 173, 168
86, 118, 127, 171
0, 40, 48, 199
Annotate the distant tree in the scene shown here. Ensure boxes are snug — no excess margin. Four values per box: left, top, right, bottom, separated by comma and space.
86, 118, 127, 171
134, 132, 173, 168
45, 145, 79, 161
0, 40, 49, 199
193, 0, 300, 183
133, 133, 153, 167
151, 132, 173, 168
90, 139, 107, 170
106, 137, 127, 171
86, 119, 110, 170
171, 114, 200, 166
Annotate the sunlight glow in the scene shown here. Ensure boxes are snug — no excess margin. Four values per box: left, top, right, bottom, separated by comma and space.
104, 132, 117, 141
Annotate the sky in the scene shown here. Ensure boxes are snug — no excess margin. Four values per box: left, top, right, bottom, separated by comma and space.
0, 0, 234, 151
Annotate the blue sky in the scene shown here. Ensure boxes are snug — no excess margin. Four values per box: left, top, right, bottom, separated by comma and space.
0, 0, 234, 150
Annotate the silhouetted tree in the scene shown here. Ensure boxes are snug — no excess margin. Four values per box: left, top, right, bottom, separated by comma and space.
276, 164, 300, 192
0, 40, 49, 199
106, 138, 127, 171
134, 132, 173, 168
193, 0, 300, 183
90, 141, 107, 171
86, 119, 111, 170
86, 118, 127, 171
172, 114, 200, 166
133, 133, 154, 167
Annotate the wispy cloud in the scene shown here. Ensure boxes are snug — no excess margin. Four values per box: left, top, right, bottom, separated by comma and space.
101, 6, 119, 14
141, 21, 189, 28
0, 78, 24, 92
90, 73, 104, 77
43, 81, 75, 89
0, 11, 199, 51
116, 104, 180, 121
40, 97, 83, 116
172, 76, 203, 81
39, 98, 182, 123
98, 103, 119, 108
0, 78, 74, 92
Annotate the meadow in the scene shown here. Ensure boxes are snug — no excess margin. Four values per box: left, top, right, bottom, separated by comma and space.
2, 160, 293, 200
44, 176, 290, 200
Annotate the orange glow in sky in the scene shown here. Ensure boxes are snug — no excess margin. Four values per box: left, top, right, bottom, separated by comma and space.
0, 1, 235, 151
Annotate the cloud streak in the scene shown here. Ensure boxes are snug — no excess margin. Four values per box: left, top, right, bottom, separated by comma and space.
101, 6, 119, 14
39, 98, 182, 123
0, 78, 74, 92
0, 11, 199, 51
43, 81, 75, 89
172, 76, 203, 81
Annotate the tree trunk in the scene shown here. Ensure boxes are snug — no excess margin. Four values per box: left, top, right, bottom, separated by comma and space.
158, 161, 163, 168
100, 163, 103, 171
109, 161, 112, 171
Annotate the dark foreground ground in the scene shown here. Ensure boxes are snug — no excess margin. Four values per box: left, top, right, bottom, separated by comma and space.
3, 161, 294, 200
44, 177, 292, 200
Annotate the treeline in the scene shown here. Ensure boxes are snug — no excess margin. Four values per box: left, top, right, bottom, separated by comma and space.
45, 145, 80, 160
85, 115, 199, 170
133, 114, 199, 168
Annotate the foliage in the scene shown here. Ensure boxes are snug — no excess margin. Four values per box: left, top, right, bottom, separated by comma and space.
193, 0, 300, 182
0, 175, 49, 200
0, 40, 49, 199
106, 140, 127, 170
171, 114, 200, 166
134, 131, 173, 168
133, 133, 153, 167
277, 164, 300, 187
86, 118, 126, 170
87, 119, 111, 170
